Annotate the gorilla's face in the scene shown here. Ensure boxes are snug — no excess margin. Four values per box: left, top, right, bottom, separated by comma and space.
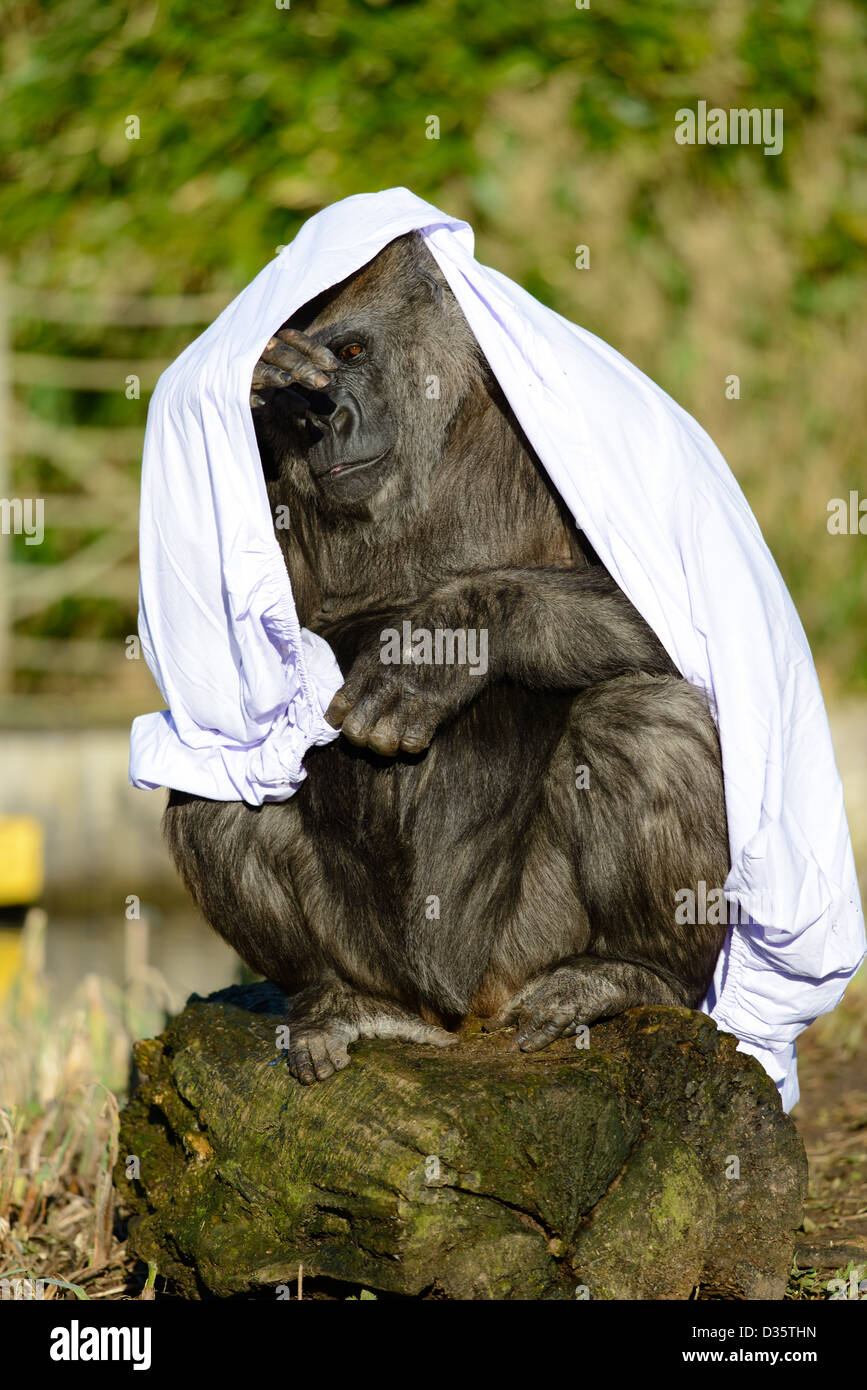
287, 323, 399, 506
254, 234, 482, 515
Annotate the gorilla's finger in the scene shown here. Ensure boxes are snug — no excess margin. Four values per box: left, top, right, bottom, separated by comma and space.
398, 707, 439, 753
398, 732, 431, 754
250, 370, 314, 416
366, 718, 403, 757
252, 361, 302, 391
325, 688, 353, 727
367, 688, 439, 753
260, 337, 331, 390
341, 720, 371, 749
276, 327, 340, 372
341, 690, 400, 747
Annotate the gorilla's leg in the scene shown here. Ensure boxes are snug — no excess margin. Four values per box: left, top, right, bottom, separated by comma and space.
487, 673, 730, 1049
163, 792, 456, 1084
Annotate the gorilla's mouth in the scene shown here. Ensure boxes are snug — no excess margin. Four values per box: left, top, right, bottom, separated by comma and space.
324, 449, 390, 478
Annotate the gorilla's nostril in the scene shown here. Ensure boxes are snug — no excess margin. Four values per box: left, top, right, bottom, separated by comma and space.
328, 404, 354, 436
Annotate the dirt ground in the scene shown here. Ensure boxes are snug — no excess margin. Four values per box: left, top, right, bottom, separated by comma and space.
788, 967, 867, 1298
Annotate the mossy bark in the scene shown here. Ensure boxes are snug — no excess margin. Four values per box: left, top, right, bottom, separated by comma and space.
118, 984, 807, 1300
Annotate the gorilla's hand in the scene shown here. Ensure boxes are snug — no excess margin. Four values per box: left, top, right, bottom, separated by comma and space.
250, 327, 339, 408
324, 612, 490, 756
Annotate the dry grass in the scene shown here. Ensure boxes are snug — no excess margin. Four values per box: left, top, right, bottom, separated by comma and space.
0, 909, 170, 1300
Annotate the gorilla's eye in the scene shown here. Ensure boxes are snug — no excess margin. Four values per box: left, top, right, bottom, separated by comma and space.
337, 342, 365, 362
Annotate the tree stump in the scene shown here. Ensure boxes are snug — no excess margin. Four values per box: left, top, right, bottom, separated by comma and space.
118, 984, 807, 1300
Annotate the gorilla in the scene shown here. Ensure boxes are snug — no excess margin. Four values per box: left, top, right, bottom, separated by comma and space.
164, 233, 729, 1084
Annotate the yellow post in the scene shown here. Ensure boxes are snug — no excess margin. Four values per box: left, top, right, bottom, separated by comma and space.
0, 815, 44, 905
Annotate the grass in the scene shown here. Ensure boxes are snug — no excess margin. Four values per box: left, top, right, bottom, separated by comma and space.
0, 909, 170, 1300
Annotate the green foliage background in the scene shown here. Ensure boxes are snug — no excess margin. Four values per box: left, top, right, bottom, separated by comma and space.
1, 0, 865, 694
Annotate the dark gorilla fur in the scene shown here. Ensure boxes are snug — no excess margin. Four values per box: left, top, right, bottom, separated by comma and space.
164, 233, 730, 1084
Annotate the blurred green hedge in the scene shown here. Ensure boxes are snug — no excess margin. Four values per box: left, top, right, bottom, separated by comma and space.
2, 0, 865, 693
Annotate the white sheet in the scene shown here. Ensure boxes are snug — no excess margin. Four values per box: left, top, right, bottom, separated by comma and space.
130, 187, 866, 1109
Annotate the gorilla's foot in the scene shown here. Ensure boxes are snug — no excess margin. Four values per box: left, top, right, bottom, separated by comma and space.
484, 956, 684, 1052
285, 982, 457, 1084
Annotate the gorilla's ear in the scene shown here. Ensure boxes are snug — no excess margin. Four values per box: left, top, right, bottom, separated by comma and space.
417, 267, 444, 305
399, 231, 450, 308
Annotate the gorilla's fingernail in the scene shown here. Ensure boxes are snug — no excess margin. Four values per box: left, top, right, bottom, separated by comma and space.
313, 372, 330, 388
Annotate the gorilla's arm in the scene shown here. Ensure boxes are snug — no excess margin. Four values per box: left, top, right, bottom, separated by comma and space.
430, 565, 675, 687
326, 564, 677, 756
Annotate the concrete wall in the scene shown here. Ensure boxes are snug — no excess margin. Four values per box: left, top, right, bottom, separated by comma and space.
0, 729, 175, 907
0, 707, 865, 908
